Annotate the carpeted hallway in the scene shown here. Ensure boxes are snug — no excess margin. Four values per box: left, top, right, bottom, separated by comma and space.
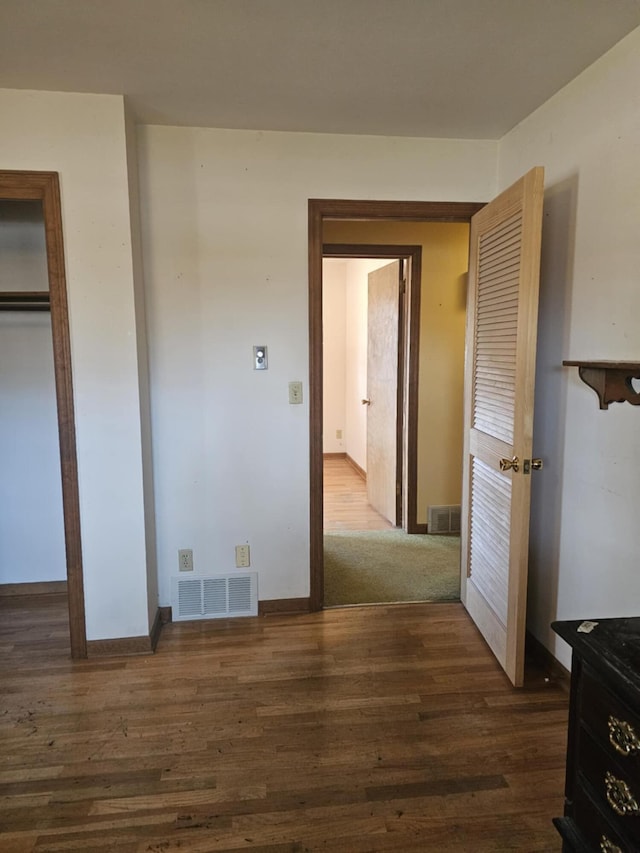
324, 529, 460, 605
323, 458, 461, 606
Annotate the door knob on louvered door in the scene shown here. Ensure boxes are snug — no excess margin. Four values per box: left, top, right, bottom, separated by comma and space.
361, 398, 371, 405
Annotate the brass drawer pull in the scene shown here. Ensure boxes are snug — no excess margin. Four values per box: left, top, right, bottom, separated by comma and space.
605, 770, 640, 816
600, 835, 623, 853
609, 714, 640, 756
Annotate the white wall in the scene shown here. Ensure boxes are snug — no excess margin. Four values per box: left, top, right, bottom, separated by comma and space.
0, 200, 48, 288
0, 314, 67, 585
0, 201, 66, 584
138, 126, 496, 605
322, 259, 346, 454
125, 107, 159, 631
498, 26, 640, 668
0, 89, 153, 641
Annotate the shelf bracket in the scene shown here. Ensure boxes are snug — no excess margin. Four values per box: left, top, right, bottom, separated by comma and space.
563, 361, 640, 410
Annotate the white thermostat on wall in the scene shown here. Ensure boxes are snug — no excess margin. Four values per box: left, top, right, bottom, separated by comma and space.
253, 345, 268, 370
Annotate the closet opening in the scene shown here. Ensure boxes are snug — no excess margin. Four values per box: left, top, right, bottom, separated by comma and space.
0, 172, 86, 659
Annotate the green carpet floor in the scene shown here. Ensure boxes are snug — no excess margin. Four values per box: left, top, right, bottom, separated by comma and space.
324, 529, 461, 606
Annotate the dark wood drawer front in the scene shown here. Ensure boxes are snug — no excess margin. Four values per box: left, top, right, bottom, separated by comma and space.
552, 618, 640, 853
581, 667, 640, 769
573, 783, 631, 852
580, 728, 640, 844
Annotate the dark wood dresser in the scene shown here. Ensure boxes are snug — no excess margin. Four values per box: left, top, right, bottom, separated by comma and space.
552, 618, 640, 852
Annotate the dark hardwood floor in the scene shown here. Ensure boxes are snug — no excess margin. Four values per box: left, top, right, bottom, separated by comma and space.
0, 594, 567, 851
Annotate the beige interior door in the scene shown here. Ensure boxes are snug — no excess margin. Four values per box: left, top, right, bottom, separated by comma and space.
460, 167, 544, 688
366, 260, 401, 525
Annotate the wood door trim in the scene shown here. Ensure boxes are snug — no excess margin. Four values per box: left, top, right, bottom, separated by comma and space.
396, 261, 405, 527
309, 199, 485, 612
322, 244, 421, 533
258, 597, 312, 616
0, 170, 87, 658
315, 199, 484, 221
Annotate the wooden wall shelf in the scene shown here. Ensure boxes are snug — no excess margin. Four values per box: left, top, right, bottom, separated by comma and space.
563, 360, 640, 409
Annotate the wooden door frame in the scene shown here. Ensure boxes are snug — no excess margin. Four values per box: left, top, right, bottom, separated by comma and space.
0, 170, 87, 658
309, 199, 484, 611
322, 245, 420, 530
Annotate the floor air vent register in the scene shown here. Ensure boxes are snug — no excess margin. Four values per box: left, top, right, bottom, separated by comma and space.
427, 505, 461, 535
171, 573, 258, 620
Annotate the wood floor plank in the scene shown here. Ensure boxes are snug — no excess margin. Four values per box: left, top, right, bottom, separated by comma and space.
323, 457, 393, 531
0, 596, 567, 850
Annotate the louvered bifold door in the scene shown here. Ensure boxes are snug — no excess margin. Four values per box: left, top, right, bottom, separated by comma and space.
460, 167, 544, 688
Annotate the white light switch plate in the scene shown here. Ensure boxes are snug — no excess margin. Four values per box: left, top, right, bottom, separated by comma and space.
253, 346, 268, 370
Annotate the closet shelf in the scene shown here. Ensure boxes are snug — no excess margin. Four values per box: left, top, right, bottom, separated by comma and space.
0, 291, 50, 311
563, 360, 640, 409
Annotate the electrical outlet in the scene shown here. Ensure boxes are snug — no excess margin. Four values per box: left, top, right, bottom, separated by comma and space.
288, 381, 303, 404
235, 544, 250, 568
178, 549, 193, 572
336, 429, 342, 439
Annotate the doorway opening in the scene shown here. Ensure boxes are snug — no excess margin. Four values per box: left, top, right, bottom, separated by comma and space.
309, 200, 483, 611
322, 252, 417, 606
0, 172, 86, 658
322, 244, 422, 534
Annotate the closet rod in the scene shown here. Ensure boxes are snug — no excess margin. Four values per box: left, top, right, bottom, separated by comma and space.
0, 291, 50, 311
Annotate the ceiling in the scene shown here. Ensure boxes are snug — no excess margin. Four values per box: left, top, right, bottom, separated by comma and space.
2, 0, 640, 139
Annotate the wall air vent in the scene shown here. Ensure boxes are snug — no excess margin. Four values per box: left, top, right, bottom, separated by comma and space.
427, 505, 461, 535
171, 573, 258, 621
